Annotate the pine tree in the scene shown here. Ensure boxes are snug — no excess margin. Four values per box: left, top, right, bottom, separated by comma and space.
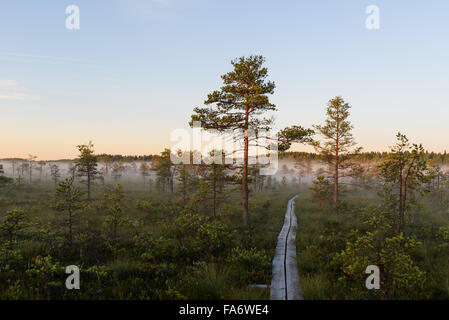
176, 164, 195, 208
0, 164, 13, 186
139, 162, 150, 188
0, 209, 28, 249
312, 96, 361, 205
310, 174, 331, 209
378, 133, 428, 235
152, 149, 176, 193
27, 154, 37, 183
49, 164, 61, 188
111, 161, 125, 182
75, 141, 100, 200
103, 184, 127, 242
54, 177, 84, 249
191, 55, 312, 228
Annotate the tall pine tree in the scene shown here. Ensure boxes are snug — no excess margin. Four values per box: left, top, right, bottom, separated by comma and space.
75, 141, 100, 200
191, 55, 312, 228
312, 96, 361, 205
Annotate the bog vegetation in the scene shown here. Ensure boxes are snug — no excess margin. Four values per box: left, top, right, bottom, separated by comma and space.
0, 56, 448, 300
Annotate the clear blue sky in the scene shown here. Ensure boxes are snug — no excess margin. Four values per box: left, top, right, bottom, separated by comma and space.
1, 0, 448, 159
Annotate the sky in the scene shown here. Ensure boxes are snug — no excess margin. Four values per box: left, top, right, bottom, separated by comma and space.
0, 0, 448, 160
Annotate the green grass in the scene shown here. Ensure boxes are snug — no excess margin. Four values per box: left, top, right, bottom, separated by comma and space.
0, 178, 296, 299
1, 178, 448, 299
294, 186, 449, 300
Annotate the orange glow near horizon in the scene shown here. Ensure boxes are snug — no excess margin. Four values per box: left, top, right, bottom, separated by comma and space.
1, 137, 447, 161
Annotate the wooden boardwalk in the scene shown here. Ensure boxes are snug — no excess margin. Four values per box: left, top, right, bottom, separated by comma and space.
270, 195, 303, 300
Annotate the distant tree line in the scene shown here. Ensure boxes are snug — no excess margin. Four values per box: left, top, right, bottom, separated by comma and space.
280, 150, 449, 164
96, 154, 154, 162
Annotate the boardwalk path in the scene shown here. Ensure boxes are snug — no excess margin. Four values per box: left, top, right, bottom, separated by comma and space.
270, 195, 303, 300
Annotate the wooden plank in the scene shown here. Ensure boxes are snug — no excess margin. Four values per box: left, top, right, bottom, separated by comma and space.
270, 195, 303, 300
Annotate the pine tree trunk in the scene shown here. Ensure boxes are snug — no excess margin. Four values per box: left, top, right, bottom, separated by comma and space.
69, 211, 73, 249
402, 179, 408, 235
397, 172, 403, 235
213, 178, 216, 219
183, 180, 187, 207
334, 144, 339, 205
334, 122, 339, 205
87, 170, 91, 200
242, 112, 250, 229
